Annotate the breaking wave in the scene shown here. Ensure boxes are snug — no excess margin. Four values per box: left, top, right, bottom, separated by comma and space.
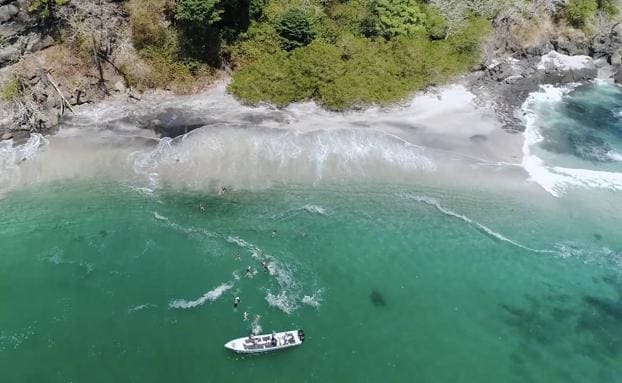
0, 134, 47, 192
405, 194, 555, 254
520, 84, 622, 197
169, 282, 233, 309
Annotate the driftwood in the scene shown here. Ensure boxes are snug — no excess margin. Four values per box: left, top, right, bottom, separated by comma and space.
46, 73, 76, 115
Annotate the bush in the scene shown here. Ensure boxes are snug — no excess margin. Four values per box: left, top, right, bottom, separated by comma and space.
127, 0, 174, 49
229, 22, 282, 68
229, 17, 489, 110
565, 0, 598, 26
1, 75, 21, 102
28, 0, 68, 21
275, 8, 316, 51
328, 0, 371, 35
597, 0, 620, 15
368, 0, 427, 39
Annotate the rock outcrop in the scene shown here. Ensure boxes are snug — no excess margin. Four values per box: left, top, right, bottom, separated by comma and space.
0, 0, 55, 67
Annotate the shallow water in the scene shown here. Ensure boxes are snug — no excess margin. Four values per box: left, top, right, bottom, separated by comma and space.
0, 181, 620, 383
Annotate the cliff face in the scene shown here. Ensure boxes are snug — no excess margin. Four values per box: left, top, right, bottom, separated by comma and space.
0, 0, 132, 141
0, 0, 54, 67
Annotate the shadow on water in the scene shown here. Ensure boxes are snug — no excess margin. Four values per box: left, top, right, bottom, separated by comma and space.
370, 290, 387, 307
500, 275, 622, 381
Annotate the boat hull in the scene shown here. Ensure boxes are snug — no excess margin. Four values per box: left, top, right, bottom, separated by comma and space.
224, 330, 304, 354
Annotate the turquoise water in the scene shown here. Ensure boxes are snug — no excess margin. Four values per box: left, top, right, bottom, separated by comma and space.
1, 180, 621, 382
534, 84, 622, 170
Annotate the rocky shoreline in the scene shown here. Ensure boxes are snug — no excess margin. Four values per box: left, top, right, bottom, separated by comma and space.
467, 22, 622, 131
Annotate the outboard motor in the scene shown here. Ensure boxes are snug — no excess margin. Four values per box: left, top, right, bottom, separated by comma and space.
298, 329, 305, 342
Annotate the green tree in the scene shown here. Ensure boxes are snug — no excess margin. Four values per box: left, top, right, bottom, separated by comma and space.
175, 0, 223, 25
565, 0, 598, 26
275, 9, 315, 51
368, 0, 427, 39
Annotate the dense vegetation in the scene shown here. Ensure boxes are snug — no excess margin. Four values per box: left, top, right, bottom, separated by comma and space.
26, 0, 622, 109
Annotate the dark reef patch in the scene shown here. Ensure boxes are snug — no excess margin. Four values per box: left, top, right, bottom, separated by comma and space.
500, 280, 622, 378
370, 290, 386, 307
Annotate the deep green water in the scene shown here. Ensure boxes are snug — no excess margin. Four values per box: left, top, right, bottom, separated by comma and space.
1, 181, 621, 383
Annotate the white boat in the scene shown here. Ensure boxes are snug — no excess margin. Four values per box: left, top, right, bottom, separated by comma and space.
224, 329, 305, 354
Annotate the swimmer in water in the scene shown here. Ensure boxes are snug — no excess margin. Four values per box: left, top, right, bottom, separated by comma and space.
245, 266, 252, 277
199, 204, 205, 212
234, 296, 240, 308
243, 311, 248, 321
261, 261, 269, 272
218, 186, 227, 196
271, 230, 277, 238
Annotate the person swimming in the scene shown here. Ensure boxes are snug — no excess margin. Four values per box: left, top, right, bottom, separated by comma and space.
245, 266, 252, 277
243, 311, 248, 321
271, 230, 277, 238
261, 261, 269, 272
233, 297, 240, 308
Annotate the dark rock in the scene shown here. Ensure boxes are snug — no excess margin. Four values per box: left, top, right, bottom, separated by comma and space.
615, 67, 622, 84
611, 50, 622, 66
552, 36, 590, 56
138, 108, 221, 138
0, 42, 21, 65
26, 34, 54, 53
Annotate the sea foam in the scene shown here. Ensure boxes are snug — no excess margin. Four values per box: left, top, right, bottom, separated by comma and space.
520, 84, 622, 196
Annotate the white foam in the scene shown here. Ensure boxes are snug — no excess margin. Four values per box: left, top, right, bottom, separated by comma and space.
520, 84, 622, 197
265, 291, 298, 315
169, 282, 233, 309
406, 194, 554, 254
608, 151, 622, 162
128, 303, 156, 313
0, 134, 48, 192
0, 326, 35, 352
302, 204, 328, 215
537, 52, 594, 71
153, 211, 167, 221
251, 315, 262, 335
302, 290, 323, 308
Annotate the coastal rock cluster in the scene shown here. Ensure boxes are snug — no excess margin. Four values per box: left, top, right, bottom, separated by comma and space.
0, 0, 54, 67
0, 0, 129, 142
470, 22, 622, 131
